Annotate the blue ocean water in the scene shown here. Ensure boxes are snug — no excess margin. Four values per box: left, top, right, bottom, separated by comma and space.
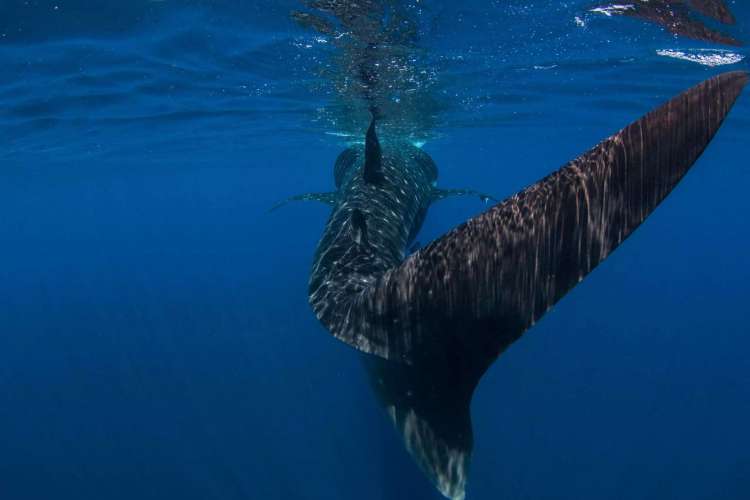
1, 1, 748, 499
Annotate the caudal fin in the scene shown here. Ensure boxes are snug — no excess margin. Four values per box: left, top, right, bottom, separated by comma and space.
339, 69, 748, 500
363, 352, 474, 500
268, 192, 337, 212
325, 71, 748, 363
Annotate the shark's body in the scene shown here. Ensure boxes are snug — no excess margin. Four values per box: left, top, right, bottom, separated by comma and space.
278, 72, 749, 500
306, 141, 480, 498
309, 142, 437, 351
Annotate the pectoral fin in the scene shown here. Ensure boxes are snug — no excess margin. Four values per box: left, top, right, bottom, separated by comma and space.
431, 188, 497, 205
268, 192, 337, 213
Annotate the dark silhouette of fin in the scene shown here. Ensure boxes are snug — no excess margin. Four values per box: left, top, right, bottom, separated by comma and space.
268, 192, 337, 212
689, 0, 736, 24
362, 353, 472, 500
432, 188, 497, 205
332, 72, 748, 500
331, 71, 748, 363
363, 110, 384, 186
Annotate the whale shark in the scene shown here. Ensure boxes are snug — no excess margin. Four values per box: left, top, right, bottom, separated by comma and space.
277, 71, 748, 499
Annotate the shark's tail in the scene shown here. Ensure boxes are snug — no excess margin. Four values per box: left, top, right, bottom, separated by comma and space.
337, 70, 749, 364
319, 71, 748, 499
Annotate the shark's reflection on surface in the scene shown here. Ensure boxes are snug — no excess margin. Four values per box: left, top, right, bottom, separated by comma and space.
591, 0, 741, 46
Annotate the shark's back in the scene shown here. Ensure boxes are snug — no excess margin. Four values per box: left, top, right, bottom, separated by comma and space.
309, 142, 437, 347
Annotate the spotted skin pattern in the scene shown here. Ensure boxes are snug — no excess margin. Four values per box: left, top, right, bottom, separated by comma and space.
308, 141, 480, 500
305, 72, 747, 500
309, 143, 437, 337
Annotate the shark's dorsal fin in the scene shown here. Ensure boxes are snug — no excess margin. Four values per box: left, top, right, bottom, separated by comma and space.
268, 192, 337, 213
431, 188, 497, 205
363, 110, 384, 186
317, 71, 749, 363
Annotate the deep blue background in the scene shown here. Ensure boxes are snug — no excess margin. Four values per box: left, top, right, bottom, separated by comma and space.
1, 2, 748, 499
